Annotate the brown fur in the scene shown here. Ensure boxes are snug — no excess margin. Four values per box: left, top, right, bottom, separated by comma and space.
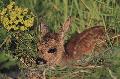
65, 26, 106, 59
37, 17, 119, 66
37, 17, 72, 65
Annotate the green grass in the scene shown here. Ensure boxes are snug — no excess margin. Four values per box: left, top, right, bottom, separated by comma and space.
14, 0, 120, 36
14, 0, 119, 32
0, 0, 120, 79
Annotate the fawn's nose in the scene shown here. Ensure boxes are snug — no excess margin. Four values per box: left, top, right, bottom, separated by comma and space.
48, 47, 57, 53
36, 57, 47, 65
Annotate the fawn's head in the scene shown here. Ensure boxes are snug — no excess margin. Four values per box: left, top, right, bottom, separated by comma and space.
37, 17, 72, 65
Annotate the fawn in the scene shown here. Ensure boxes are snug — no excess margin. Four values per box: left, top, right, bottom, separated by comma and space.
37, 17, 120, 66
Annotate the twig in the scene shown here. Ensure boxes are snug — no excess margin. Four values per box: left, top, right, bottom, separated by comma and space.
72, 65, 102, 69
57, 71, 80, 79
0, 35, 11, 48
107, 67, 117, 79
80, 0, 90, 11
43, 68, 49, 79
97, 34, 120, 45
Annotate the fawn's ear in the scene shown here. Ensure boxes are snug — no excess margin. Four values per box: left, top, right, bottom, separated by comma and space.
39, 21, 49, 38
58, 17, 72, 39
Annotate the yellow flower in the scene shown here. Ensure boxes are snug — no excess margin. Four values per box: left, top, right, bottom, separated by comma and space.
12, 25, 19, 30
5, 25, 12, 30
1, 8, 7, 15
7, 2, 15, 9
0, 1, 34, 31
16, 8, 23, 14
23, 8, 28, 14
14, 20, 19, 25
3, 18, 9, 23
20, 26, 27, 31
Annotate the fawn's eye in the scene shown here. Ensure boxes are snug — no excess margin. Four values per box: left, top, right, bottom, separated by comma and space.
48, 48, 57, 53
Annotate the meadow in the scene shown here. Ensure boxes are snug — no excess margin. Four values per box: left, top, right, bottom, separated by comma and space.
0, 0, 120, 79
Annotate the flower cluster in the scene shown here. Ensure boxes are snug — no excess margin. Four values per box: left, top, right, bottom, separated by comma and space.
0, 2, 34, 31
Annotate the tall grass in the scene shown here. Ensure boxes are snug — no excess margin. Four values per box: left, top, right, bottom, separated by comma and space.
0, 0, 120, 78
14, 0, 120, 33
14, 0, 120, 79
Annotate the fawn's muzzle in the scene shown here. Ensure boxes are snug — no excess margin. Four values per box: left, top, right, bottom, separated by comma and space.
35, 57, 47, 65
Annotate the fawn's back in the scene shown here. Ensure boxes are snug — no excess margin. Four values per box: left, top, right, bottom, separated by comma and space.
65, 26, 107, 60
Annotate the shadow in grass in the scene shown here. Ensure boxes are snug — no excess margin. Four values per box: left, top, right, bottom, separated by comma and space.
0, 65, 20, 79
